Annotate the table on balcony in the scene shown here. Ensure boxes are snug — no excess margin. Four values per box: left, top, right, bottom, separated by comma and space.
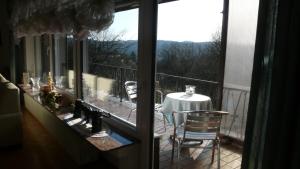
162, 92, 213, 126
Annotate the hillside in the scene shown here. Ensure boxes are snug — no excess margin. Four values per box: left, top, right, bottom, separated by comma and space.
121, 40, 212, 58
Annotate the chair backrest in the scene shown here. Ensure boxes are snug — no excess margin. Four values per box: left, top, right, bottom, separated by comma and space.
125, 81, 137, 102
184, 110, 227, 133
155, 89, 164, 104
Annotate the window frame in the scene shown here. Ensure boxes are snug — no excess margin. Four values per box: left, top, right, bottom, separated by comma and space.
74, 2, 158, 168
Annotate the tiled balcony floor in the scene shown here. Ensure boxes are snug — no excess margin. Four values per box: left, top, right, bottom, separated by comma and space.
155, 119, 242, 169
159, 136, 242, 169
88, 97, 243, 169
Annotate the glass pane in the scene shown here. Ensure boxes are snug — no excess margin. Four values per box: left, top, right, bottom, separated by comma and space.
221, 0, 258, 141
156, 0, 224, 109
82, 9, 139, 125
40, 35, 51, 83
155, 0, 226, 168
24, 36, 43, 79
53, 34, 75, 96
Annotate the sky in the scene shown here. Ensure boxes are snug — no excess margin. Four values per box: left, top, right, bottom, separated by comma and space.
107, 0, 223, 42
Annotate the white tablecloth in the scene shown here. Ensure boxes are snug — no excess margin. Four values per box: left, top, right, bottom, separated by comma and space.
162, 92, 212, 126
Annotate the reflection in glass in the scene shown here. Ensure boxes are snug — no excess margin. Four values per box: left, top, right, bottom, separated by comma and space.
53, 34, 75, 95
31, 77, 40, 91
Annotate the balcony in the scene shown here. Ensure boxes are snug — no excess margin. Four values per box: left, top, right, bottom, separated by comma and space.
81, 63, 247, 168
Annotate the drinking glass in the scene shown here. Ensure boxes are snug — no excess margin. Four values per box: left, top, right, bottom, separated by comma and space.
31, 77, 40, 92
185, 85, 195, 95
55, 76, 63, 88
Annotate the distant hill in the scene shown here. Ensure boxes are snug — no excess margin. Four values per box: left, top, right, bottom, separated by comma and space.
121, 40, 212, 58
88, 39, 213, 60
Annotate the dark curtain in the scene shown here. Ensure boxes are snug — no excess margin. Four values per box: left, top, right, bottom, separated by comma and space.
242, 0, 300, 169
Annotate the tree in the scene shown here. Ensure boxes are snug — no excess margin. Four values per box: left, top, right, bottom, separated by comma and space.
197, 30, 222, 81
87, 30, 137, 74
157, 42, 198, 77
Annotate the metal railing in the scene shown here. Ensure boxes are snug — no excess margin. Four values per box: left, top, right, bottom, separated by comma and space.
221, 86, 250, 141
88, 63, 222, 107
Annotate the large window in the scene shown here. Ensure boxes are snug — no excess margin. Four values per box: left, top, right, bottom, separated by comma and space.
82, 9, 139, 125
24, 34, 75, 97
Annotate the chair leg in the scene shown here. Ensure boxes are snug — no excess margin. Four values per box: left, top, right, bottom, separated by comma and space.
211, 140, 216, 164
177, 142, 181, 160
127, 108, 134, 120
163, 116, 166, 132
217, 141, 221, 169
171, 136, 175, 162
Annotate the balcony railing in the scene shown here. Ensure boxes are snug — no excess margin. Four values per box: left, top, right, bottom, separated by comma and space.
89, 63, 222, 106
221, 85, 250, 141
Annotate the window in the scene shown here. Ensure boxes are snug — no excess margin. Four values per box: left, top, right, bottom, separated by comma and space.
155, 0, 225, 168
24, 36, 42, 79
40, 35, 51, 83
53, 34, 75, 95
24, 34, 75, 98
81, 9, 139, 125
156, 0, 224, 108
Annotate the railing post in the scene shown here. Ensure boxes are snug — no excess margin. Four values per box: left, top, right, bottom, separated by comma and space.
120, 67, 123, 102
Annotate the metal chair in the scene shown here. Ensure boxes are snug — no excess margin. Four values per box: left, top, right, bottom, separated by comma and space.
154, 89, 167, 132
171, 110, 228, 168
124, 81, 167, 131
124, 81, 137, 120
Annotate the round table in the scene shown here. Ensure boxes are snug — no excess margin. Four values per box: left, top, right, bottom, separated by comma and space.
162, 92, 212, 126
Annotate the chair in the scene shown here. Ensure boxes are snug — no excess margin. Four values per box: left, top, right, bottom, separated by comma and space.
171, 110, 228, 168
154, 89, 167, 132
124, 81, 137, 120
124, 81, 167, 131
0, 74, 22, 147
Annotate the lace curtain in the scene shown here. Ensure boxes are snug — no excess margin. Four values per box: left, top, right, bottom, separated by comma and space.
12, 0, 115, 39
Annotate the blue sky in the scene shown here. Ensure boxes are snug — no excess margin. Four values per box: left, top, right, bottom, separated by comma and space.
107, 0, 223, 42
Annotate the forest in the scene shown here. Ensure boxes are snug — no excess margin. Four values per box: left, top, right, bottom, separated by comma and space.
86, 30, 222, 82
83, 30, 223, 106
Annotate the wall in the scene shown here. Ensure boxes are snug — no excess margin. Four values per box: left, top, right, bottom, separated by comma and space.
0, 0, 11, 79
221, 0, 259, 140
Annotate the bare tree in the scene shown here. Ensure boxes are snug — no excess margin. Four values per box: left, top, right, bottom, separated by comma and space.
87, 30, 137, 70
157, 42, 198, 77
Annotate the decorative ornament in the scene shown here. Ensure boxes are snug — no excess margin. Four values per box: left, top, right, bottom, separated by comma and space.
47, 72, 54, 91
